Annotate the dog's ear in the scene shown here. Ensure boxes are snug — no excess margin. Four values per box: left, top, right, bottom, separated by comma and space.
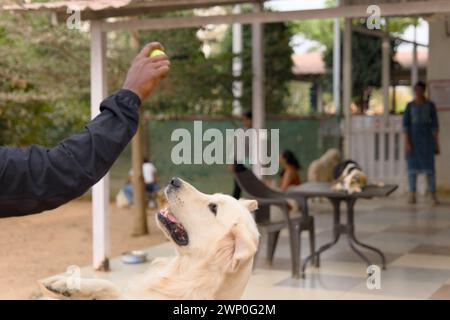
239, 199, 258, 212
227, 223, 258, 273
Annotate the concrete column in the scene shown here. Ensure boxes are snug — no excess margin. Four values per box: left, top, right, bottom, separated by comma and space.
428, 14, 450, 192
343, 18, 352, 158
90, 20, 109, 271
411, 25, 419, 87
252, 2, 265, 177
333, 1, 341, 114
382, 27, 391, 122
232, 5, 243, 117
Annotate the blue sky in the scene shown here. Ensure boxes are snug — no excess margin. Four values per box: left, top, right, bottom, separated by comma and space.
265, 0, 428, 53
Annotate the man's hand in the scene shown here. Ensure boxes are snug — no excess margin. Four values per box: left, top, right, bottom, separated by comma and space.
435, 143, 440, 155
122, 42, 170, 102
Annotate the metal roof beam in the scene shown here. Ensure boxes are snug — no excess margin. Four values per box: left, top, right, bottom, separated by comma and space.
97, 0, 450, 32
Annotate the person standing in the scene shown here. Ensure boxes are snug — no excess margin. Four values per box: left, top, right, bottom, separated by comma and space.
123, 158, 159, 205
403, 81, 440, 205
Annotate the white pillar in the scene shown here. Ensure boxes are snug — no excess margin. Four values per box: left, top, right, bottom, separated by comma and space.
382, 29, 391, 124
252, 2, 265, 177
411, 25, 419, 87
343, 18, 352, 159
232, 5, 243, 117
90, 20, 110, 271
333, 4, 341, 114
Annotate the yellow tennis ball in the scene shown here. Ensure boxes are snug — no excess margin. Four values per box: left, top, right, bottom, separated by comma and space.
150, 49, 165, 58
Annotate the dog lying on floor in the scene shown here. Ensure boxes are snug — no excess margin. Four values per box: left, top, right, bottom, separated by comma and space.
332, 160, 367, 194
39, 177, 259, 300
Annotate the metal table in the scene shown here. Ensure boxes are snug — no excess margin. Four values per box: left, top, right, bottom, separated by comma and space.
287, 182, 398, 277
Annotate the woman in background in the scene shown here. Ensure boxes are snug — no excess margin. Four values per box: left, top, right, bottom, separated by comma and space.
279, 150, 301, 191
403, 81, 440, 205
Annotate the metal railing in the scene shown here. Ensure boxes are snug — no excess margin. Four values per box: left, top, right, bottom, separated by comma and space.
350, 115, 407, 191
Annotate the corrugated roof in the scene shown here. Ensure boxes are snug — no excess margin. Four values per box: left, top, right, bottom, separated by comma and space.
395, 49, 428, 69
0, 0, 259, 21
1, 0, 134, 12
0, 0, 260, 22
1, 0, 256, 12
292, 52, 326, 76
291, 49, 428, 77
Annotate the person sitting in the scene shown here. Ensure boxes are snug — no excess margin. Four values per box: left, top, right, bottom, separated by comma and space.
122, 158, 160, 205
278, 150, 301, 191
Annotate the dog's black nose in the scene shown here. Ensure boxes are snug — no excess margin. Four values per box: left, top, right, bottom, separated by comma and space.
170, 177, 182, 188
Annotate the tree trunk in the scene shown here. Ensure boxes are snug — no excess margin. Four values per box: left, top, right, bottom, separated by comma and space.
130, 30, 148, 236
131, 108, 148, 236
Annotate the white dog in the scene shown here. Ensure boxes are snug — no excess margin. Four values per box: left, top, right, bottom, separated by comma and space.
307, 148, 341, 183
39, 178, 259, 300
307, 148, 341, 202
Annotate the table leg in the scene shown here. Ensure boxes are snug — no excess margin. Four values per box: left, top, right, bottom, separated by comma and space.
299, 197, 316, 266
287, 216, 301, 279
346, 199, 387, 269
301, 199, 342, 277
348, 238, 371, 265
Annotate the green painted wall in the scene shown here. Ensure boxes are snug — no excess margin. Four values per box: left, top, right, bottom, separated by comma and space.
109, 117, 340, 197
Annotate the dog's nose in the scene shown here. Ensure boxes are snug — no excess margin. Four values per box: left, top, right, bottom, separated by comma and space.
170, 177, 182, 188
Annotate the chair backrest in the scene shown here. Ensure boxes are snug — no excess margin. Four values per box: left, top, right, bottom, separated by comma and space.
235, 168, 284, 199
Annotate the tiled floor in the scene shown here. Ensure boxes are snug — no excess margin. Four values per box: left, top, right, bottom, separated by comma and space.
243, 195, 450, 299
58, 194, 450, 300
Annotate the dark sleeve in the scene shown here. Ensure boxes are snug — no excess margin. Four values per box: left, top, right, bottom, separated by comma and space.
0, 89, 141, 218
430, 101, 439, 133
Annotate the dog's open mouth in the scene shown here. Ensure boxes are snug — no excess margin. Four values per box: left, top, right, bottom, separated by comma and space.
157, 207, 189, 246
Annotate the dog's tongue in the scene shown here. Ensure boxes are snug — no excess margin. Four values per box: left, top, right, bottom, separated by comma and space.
162, 207, 179, 223
167, 212, 178, 223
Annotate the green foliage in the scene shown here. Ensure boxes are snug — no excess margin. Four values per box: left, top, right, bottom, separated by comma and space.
290, 16, 419, 107
139, 26, 235, 115
289, 19, 334, 50
322, 24, 400, 107
0, 10, 90, 146
1, 7, 294, 147
220, 21, 294, 114
0, 99, 88, 146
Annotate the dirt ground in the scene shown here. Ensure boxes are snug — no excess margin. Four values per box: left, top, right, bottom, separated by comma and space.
0, 200, 167, 300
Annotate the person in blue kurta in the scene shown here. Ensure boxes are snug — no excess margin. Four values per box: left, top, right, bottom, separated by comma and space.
403, 81, 440, 205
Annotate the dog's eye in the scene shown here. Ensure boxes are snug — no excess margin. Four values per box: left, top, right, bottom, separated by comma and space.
208, 203, 218, 215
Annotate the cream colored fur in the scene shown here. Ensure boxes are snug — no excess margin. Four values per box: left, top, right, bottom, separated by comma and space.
307, 148, 341, 183
39, 179, 259, 300
307, 148, 341, 202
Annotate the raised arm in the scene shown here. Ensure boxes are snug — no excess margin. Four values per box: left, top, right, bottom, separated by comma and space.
0, 42, 170, 217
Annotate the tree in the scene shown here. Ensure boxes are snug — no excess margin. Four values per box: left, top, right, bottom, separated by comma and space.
220, 21, 294, 114
322, 22, 401, 112
0, 10, 90, 146
290, 2, 419, 110
128, 31, 148, 236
